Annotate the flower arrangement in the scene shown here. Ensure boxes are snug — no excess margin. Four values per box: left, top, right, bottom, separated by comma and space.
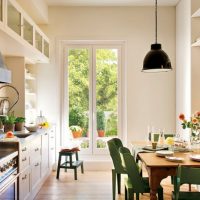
179, 112, 200, 143
179, 112, 200, 131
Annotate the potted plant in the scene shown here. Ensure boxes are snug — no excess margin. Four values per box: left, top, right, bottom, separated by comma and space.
70, 125, 82, 138
4, 114, 16, 133
97, 111, 105, 137
15, 117, 25, 131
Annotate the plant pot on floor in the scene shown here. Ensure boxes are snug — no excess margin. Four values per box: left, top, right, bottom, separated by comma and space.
98, 130, 105, 137
72, 131, 82, 138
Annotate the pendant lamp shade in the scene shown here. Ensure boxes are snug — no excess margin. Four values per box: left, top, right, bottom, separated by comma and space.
142, 0, 172, 73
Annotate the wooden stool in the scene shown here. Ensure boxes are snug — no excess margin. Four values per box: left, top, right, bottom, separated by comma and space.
56, 150, 84, 180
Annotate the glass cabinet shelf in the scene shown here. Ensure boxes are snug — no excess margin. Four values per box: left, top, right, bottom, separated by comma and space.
7, 0, 21, 36
23, 18, 33, 45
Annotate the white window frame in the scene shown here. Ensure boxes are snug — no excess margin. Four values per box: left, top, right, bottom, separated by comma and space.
58, 40, 127, 159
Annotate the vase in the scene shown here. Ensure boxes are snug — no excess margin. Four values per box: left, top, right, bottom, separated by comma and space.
190, 130, 200, 152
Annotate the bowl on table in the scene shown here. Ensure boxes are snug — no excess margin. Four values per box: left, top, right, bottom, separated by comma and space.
25, 125, 38, 132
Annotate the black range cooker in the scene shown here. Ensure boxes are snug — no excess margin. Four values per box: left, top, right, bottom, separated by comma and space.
0, 142, 19, 200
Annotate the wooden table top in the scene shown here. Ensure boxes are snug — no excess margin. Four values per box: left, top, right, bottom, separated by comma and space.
139, 152, 200, 167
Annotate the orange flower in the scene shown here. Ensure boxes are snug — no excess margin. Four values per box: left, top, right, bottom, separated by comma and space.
192, 118, 198, 124
179, 114, 185, 121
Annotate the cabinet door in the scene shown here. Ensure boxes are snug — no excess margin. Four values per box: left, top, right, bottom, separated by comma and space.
32, 160, 41, 192
7, 0, 21, 35
30, 136, 41, 164
41, 132, 49, 177
35, 30, 42, 52
19, 168, 31, 200
23, 18, 33, 45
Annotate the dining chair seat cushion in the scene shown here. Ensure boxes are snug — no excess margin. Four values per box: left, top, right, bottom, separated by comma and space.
172, 191, 200, 200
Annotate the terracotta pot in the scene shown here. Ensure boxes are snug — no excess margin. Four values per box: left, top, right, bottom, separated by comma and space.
98, 130, 105, 137
4, 124, 15, 133
15, 122, 25, 131
72, 130, 82, 138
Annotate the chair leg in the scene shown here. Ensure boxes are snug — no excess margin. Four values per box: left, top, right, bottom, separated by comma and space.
158, 188, 163, 200
117, 173, 121, 194
125, 186, 127, 200
136, 193, 139, 200
112, 169, 116, 200
56, 153, 61, 179
74, 167, 77, 180
81, 162, 84, 173
127, 188, 134, 200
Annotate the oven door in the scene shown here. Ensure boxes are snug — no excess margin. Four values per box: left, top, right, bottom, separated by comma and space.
0, 170, 18, 200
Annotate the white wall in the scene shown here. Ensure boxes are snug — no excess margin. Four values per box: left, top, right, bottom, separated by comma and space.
176, 0, 191, 139
37, 6, 176, 147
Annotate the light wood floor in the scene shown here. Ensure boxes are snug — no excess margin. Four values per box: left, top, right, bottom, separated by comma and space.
35, 170, 193, 200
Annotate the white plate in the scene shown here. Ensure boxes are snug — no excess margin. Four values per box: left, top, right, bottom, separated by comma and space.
156, 150, 174, 157
165, 156, 184, 162
190, 154, 200, 162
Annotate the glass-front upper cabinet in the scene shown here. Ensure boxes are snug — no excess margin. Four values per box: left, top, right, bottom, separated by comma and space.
0, 0, 2, 22
44, 40, 49, 58
23, 18, 33, 45
35, 31, 42, 52
7, 0, 21, 36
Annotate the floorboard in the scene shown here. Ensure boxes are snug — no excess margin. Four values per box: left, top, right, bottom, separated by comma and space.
35, 170, 195, 200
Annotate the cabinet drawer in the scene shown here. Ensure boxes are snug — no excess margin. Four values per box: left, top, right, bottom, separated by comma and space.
20, 144, 30, 171
31, 136, 41, 162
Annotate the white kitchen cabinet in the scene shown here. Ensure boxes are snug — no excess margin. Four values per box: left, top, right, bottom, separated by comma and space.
19, 167, 31, 200
0, 0, 50, 63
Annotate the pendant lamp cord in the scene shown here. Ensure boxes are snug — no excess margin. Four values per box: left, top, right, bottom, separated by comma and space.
155, 0, 157, 43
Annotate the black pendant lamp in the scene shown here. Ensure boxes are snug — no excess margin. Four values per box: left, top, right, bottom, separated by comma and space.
142, 0, 172, 72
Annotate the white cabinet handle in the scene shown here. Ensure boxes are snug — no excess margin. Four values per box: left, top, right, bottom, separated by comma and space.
22, 175, 27, 180
22, 157, 27, 162
22, 147, 27, 152
35, 148, 39, 152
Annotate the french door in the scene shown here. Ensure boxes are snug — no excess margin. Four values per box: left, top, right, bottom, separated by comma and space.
64, 43, 122, 155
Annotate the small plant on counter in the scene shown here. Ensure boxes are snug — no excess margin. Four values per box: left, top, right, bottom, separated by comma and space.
15, 117, 25, 131
70, 125, 82, 138
3, 114, 16, 132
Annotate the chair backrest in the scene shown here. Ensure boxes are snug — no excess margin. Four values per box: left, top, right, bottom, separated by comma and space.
107, 138, 125, 173
174, 166, 200, 200
119, 146, 145, 192
177, 165, 200, 185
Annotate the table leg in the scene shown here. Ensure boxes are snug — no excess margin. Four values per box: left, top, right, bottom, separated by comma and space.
147, 167, 176, 200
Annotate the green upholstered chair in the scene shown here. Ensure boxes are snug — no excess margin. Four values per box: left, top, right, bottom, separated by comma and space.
107, 138, 127, 200
119, 146, 163, 200
172, 166, 200, 200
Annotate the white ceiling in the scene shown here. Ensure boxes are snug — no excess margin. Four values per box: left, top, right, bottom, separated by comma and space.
44, 0, 180, 6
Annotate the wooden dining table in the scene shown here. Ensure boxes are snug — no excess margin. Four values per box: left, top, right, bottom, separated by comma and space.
138, 151, 200, 200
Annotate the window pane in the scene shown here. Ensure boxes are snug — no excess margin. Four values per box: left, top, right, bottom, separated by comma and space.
68, 48, 89, 149
96, 49, 118, 149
